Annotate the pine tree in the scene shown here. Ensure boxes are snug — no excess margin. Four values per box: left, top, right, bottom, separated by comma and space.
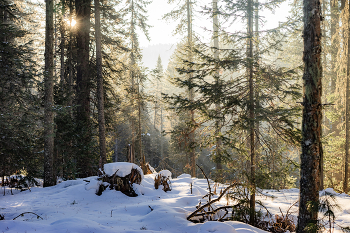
75, 0, 94, 177
164, 0, 197, 177
44, 0, 56, 187
166, 0, 302, 224
123, 0, 151, 165
151, 55, 164, 167
343, 0, 350, 193
297, 0, 322, 230
212, 0, 223, 177
94, 0, 107, 171
0, 0, 41, 181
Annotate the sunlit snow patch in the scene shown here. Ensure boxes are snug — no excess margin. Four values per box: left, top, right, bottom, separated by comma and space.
198, 221, 238, 233
85, 179, 101, 191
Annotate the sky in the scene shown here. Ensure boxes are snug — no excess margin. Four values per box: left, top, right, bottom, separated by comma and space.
139, 0, 293, 48
139, 0, 180, 47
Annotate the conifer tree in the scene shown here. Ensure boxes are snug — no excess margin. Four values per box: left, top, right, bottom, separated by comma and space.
44, 0, 56, 187
0, 0, 41, 180
167, 0, 302, 224
164, 0, 197, 177
75, 0, 93, 177
343, 0, 350, 193
94, 0, 107, 170
151, 55, 165, 166
123, 0, 151, 165
212, 0, 223, 176
297, 0, 322, 230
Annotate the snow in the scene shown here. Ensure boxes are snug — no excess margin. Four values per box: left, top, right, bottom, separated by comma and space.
159, 170, 172, 179
1, 172, 350, 233
103, 162, 144, 180
198, 221, 238, 233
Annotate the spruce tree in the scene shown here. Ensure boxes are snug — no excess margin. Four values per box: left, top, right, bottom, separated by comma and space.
123, 0, 151, 165
164, 0, 197, 177
167, 0, 302, 224
44, 0, 56, 187
75, 0, 93, 177
94, 0, 107, 171
297, 0, 322, 230
0, 0, 41, 180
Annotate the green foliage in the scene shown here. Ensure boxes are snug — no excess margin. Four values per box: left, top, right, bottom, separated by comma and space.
0, 0, 42, 178
166, 30, 302, 185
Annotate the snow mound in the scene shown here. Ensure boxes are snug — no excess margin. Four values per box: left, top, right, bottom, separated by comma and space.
103, 162, 144, 180
177, 173, 191, 178
159, 170, 172, 179
85, 179, 101, 191
198, 221, 237, 233
320, 188, 343, 196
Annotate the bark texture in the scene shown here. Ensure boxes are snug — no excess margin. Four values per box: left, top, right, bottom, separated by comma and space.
297, 0, 322, 230
247, 0, 255, 225
44, 0, 56, 187
75, 0, 92, 177
95, 0, 107, 170
344, 0, 350, 193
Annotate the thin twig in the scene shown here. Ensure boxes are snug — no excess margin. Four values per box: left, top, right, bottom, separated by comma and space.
196, 164, 212, 202
13, 212, 43, 220
187, 182, 239, 221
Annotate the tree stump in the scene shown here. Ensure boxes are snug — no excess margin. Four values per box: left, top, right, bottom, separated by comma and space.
97, 162, 143, 197
154, 170, 172, 192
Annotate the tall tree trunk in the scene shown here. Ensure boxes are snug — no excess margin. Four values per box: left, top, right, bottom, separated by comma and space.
60, 5, 65, 85
67, 0, 74, 110
343, 0, 350, 193
247, 0, 255, 225
160, 104, 164, 167
344, 50, 349, 193
297, 0, 322, 229
44, 0, 56, 187
75, 0, 92, 177
138, 82, 146, 172
154, 100, 157, 129
254, 0, 260, 185
187, 0, 196, 177
330, 0, 338, 136
130, 0, 136, 164
213, 0, 222, 176
330, 0, 338, 92
95, 0, 107, 171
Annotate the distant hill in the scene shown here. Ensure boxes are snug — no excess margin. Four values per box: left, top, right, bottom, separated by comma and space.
141, 43, 176, 71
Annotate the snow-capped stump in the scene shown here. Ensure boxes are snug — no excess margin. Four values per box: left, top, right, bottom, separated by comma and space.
97, 162, 144, 197
154, 170, 172, 192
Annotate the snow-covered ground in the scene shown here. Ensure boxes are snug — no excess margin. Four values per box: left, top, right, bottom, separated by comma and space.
1, 166, 349, 233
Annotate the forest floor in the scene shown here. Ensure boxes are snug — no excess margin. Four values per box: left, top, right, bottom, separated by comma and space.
1, 171, 350, 233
